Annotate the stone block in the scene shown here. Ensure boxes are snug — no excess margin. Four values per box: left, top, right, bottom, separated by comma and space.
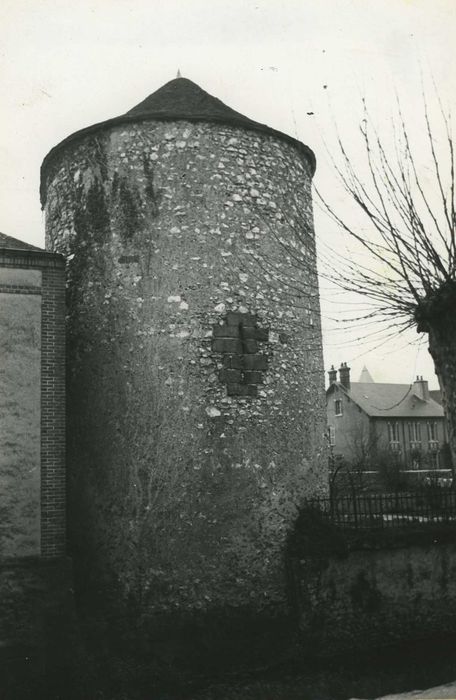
219, 368, 242, 383
227, 383, 258, 397
223, 354, 243, 369
242, 370, 263, 384
242, 326, 269, 341
212, 338, 243, 354
225, 311, 243, 327
212, 324, 240, 338
242, 354, 268, 370
241, 339, 258, 354
226, 311, 257, 327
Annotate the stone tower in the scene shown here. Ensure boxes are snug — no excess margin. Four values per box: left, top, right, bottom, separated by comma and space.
40, 78, 327, 627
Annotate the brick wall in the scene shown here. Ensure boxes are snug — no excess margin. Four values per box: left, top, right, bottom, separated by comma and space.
213, 311, 269, 397
0, 246, 69, 681
40, 264, 66, 558
0, 249, 66, 559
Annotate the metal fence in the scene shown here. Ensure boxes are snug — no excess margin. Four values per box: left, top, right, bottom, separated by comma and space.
307, 491, 456, 529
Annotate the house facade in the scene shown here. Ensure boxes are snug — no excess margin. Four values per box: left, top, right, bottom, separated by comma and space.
327, 363, 449, 472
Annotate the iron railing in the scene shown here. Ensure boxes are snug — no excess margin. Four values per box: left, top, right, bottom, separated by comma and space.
306, 491, 456, 530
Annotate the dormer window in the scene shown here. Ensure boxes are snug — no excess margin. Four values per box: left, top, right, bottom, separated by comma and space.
335, 399, 342, 416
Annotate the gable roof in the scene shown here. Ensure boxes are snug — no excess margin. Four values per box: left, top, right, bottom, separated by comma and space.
0, 232, 44, 252
40, 77, 316, 205
328, 381, 444, 419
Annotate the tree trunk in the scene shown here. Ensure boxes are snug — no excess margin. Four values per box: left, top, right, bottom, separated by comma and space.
427, 323, 456, 474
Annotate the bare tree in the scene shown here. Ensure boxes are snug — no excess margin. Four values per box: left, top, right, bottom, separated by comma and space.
316, 98, 456, 469
344, 416, 385, 471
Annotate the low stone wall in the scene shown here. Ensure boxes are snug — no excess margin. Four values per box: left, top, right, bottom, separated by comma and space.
289, 534, 456, 656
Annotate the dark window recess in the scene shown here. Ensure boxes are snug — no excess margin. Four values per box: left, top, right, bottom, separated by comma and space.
212, 312, 270, 397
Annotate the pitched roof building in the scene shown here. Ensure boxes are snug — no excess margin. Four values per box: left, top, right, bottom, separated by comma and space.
327, 363, 449, 470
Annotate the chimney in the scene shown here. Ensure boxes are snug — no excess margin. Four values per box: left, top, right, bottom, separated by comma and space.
339, 362, 351, 390
328, 365, 337, 385
413, 375, 430, 401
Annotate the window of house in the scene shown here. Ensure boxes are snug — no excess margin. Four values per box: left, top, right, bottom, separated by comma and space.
335, 399, 342, 416
427, 421, 439, 459
408, 422, 421, 444
388, 421, 401, 452
427, 421, 437, 442
328, 426, 335, 446
388, 421, 399, 443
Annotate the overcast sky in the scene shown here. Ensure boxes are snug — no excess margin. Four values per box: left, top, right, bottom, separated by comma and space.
1, 0, 455, 388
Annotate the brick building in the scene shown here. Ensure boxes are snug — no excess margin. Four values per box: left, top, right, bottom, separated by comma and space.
0, 233, 71, 671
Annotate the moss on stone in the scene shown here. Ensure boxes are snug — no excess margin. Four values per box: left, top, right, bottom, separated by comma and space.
142, 155, 160, 216
86, 180, 110, 237
116, 176, 141, 241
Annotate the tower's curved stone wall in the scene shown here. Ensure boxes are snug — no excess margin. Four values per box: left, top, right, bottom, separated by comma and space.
42, 118, 327, 616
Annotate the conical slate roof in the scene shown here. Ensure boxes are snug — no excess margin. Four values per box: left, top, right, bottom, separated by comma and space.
41, 77, 315, 204
127, 78, 266, 123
